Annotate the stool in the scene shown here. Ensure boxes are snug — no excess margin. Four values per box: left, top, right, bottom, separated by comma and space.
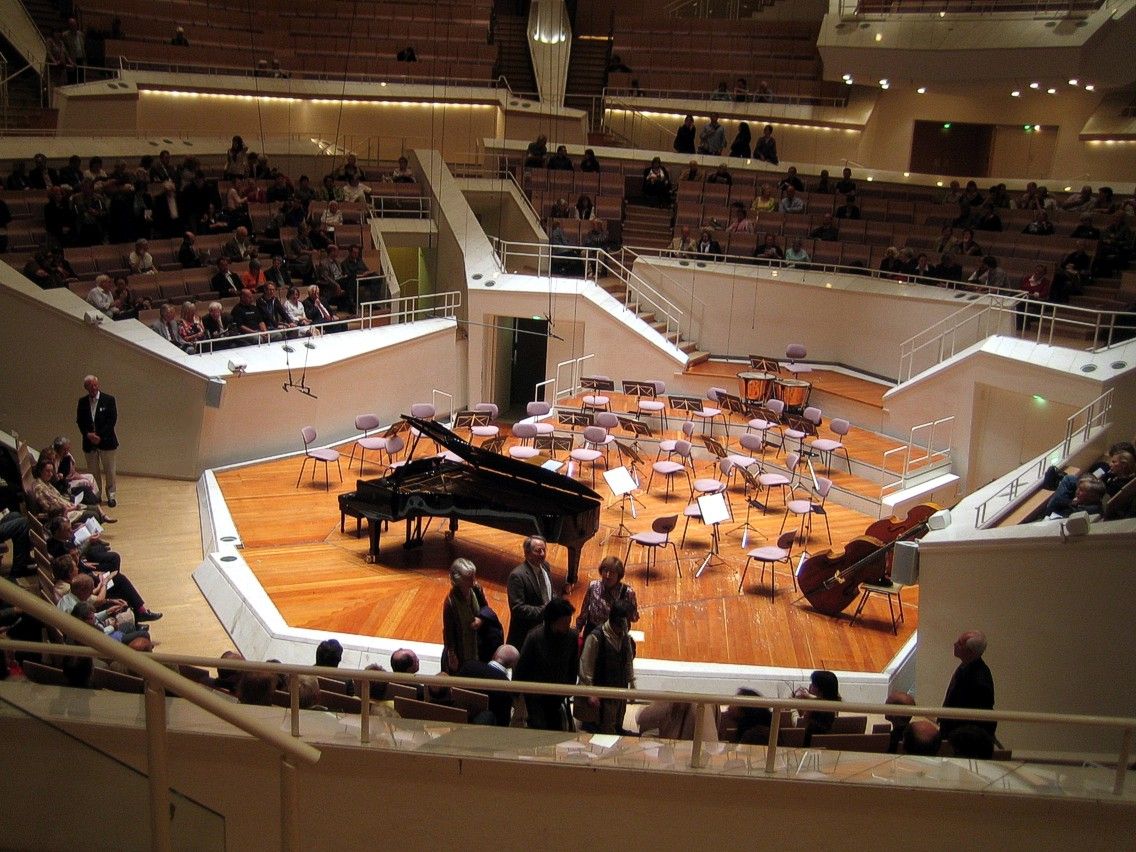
850, 582, 907, 634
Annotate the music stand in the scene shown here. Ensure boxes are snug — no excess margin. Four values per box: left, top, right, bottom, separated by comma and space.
604, 466, 643, 537
616, 416, 652, 438
729, 465, 769, 548
535, 434, 573, 459
559, 410, 594, 431
695, 491, 730, 578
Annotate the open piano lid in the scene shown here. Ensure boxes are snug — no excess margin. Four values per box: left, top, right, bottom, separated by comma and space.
403, 415, 602, 502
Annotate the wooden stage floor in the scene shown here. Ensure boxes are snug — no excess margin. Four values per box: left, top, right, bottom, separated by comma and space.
216, 429, 919, 673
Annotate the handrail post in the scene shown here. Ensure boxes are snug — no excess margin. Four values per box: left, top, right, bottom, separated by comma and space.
1115, 727, 1132, 795
360, 678, 371, 745
764, 706, 782, 773
689, 701, 706, 768
281, 756, 301, 852
288, 673, 300, 738
144, 679, 173, 852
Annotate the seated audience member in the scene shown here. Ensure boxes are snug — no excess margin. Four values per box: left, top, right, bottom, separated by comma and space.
549, 196, 573, 220
391, 156, 415, 183
793, 669, 841, 745
86, 274, 116, 317
43, 186, 73, 245
754, 80, 773, 102
236, 671, 277, 706
525, 135, 548, 167
809, 213, 838, 241
725, 688, 773, 745
754, 124, 778, 164
263, 254, 292, 290
52, 436, 98, 500
336, 153, 366, 183
390, 648, 420, 675
952, 229, 983, 257
1041, 443, 1136, 510
669, 225, 696, 258
1040, 475, 1106, 519
152, 303, 193, 353
947, 725, 996, 759
812, 170, 831, 194
878, 246, 904, 278
930, 252, 963, 282
706, 162, 732, 186
779, 166, 804, 194
319, 245, 355, 314
1061, 185, 1094, 212
968, 255, 1008, 290
293, 175, 315, 211
1094, 186, 1117, 213
51, 537, 161, 622
340, 173, 370, 204
1016, 182, 1040, 209
457, 645, 518, 727
317, 174, 341, 203
266, 173, 293, 203
711, 81, 730, 101
242, 258, 266, 289
514, 598, 579, 731
257, 282, 293, 331
1022, 210, 1054, 236
577, 600, 636, 735
679, 160, 701, 182
729, 122, 752, 159
281, 286, 314, 331
547, 145, 573, 171
301, 283, 333, 326
884, 691, 916, 753
834, 168, 856, 196
230, 288, 267, 336
974, 203, 1003, 232
751, 183, 777, 216
1069, 214, 1100, 240
177, 301, 206, 348
212, 256, 243, 298
988, 183, 1011, 209
222, 226, 257, 262
911, 252, 933, 280
724, 202, 753, 233
642, 157, 672, 206
128, 239, 155, 274
179, 231, 207, 268
753, 233, 784, 264
834, 194, 860, 220
698, 115, 727, 156
902, 720, 943, 756
1092, 211, 1134, 277
342, 244, 374, 301
111, 275, 146, 319
673, 115, 697, 155
778, 186, 804, 214
696, 228, 722, 258
637, 700, 721, 742
579, 149, 601, 173
317, 199, 343, 244
960, 180, 984, 208
573, 194, 595, 221
203, 301, 231, 340
784, 238, 811, 267
582, 219, 610, 253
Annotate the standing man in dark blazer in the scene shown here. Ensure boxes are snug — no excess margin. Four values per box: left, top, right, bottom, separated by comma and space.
75, 374, 119, 507
939, 630, 996, 737
505, 536, 553, 648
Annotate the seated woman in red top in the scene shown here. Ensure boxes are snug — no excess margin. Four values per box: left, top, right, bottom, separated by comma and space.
1017, 263, 1051, 331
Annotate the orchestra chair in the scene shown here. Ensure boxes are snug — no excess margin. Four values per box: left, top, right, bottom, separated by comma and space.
580, 375, 614, 412
810, 418, 852, 474
748, 400, 784, 455
647, 439, 694, 500
625, 380, 669, 430
526, 400, 557, 436
784, 343, 812, 375
657, 420, 695, 461
624, 514, 680, 585
297, 426, 343, 491
850, 581, 908, 634
471, 403, 501, 444
756, 451, 800, 513
350, 413, 389, 473
569, 425, 609, 486
731, 432, 766, 474
508, 422, 540, 460
692, 387, 728, 435
384, 434, 408, 469
592, 412, 620, 463
738, 530, 797, 596
681, 459, 732, 544
779, 475, 833, 544
409, 402, 437, 452
784, 406, 821, 456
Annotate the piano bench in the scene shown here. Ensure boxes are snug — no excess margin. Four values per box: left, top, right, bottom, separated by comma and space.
340, 505, 366, 537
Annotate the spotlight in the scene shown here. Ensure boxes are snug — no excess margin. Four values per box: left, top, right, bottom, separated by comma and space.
879, 79, 889, 89
1047, 87, 1057, 94
1068, 79, 1078, 86
1029, 82, 1040, 89
842, 73, 852, 81
1011, 90, 1021, 97
916, 86, 926, 94
1034, 124, 1041, 131
1085, 84, 1095, 91
227, 358, 248, 375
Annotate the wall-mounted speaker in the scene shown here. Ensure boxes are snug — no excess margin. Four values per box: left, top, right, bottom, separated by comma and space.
892, 540, 920, 585
927, 508, 952, 531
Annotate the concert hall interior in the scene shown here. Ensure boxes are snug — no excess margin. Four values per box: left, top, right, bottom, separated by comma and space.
0, 0, 1135, 846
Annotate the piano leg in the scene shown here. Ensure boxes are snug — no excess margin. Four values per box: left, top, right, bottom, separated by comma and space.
566, 546, 580, 585
404, 516, 425, 549
366, 517, 382, 563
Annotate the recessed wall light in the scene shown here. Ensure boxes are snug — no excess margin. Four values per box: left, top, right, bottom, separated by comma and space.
1029, 82, 1040, 89
1068, 79, 1078, 86
1011, 90, 1021, 97
1047, 87, 1057, 94
916, 87, 926, 94
1085, 84, 1095, 91
875, 32, 883, 42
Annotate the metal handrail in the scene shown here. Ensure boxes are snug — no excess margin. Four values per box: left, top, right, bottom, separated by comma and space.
973, 387, 1114, 526
839, 0, 1106, 21
0, 582, 320, 851
2, 635, 1134, 796
490, 238, 687, 346
881, 415, 956, 499
368, 195, 431, 219
604, 85, 849, 109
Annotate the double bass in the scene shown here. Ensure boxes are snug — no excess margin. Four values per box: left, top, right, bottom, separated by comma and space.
797, 503, 941, 617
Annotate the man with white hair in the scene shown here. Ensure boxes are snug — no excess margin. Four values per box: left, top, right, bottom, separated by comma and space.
75, 375, 119, 507
85, 274, 115, 316
939, 630, 996, 737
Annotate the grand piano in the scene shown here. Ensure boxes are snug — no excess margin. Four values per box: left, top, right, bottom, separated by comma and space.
337, 416, 602, 582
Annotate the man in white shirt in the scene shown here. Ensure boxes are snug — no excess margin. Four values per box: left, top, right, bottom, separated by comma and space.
779, 186, 805, 214
85, 274, 115, 315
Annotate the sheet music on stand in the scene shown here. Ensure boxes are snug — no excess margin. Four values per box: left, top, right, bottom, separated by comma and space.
695, 491, 730, 578
604, 465, 643, 536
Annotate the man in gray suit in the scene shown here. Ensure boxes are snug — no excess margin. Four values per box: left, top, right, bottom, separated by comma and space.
505, 536, 553, 648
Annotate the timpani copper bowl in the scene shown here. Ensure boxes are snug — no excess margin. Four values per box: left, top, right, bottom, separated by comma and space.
773, 377, 811, 413
737, 371, 776, 405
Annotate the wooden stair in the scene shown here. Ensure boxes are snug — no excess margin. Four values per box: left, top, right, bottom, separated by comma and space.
493, 14, 538, 97
621, 200, 673, 250
595, 273, 709, 365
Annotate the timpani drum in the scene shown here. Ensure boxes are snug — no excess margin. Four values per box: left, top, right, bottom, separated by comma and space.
774, 378, 811, 412
737, 371, 775, 404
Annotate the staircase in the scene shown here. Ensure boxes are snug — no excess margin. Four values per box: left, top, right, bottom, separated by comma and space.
564, 34, 609, 130
493, 14, 538, 98
621, 200, 674, 251
2, 68, 56, 130
595, 271, 708, 365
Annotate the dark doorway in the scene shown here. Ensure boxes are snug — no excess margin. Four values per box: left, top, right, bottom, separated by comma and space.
910, 120, 994, 178
509, 317, 548, 406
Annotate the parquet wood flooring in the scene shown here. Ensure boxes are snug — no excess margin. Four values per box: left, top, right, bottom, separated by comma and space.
215, 436, 920, 672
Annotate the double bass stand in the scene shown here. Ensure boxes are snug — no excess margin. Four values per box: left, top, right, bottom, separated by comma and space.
695, 491, 731, 578
603, 466, 644, 538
